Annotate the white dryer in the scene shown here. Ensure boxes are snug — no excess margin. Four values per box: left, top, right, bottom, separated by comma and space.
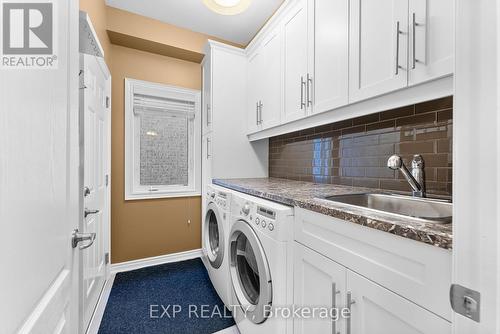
228, 191, 294, 334
202, 184, 232, 307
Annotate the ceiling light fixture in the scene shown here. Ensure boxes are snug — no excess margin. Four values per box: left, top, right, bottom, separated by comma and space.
203, 0, 252, 15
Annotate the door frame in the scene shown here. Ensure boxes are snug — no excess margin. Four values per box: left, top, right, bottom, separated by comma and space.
453, 0, 499, 333
79, 54, 112, 334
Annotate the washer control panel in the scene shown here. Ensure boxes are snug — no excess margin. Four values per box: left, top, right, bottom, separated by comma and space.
232, 194, 293, 241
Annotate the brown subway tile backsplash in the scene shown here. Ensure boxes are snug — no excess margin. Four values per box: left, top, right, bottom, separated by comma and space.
269, 96, 453, 197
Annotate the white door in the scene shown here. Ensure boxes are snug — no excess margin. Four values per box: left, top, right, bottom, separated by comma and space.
408, 0, 454, 86
310, 0, 349, 114
283, 0, 309, 122
349, 0, 408, 103
293, 243, 346, 334
452, 0, 500, 332
347, 270, 451, 334
260, 28, 282, 129
247, 50, 262, 133
0, 1, 80, 333
81, 54, 111, 333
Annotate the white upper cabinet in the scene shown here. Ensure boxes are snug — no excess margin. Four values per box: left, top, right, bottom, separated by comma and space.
283, 0, 309, 122
408, 0, 454, 86
244, 0, 454, 137
310, 0, 349, 114
260, 29, 282, 129
349, 0, 409, 103
247, 50, 262, 133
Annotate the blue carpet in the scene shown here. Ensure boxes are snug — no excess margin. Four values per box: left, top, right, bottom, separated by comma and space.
98, 258, 235, 334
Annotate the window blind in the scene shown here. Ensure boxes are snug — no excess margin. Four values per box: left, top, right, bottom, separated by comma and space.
133, 93, 196, 118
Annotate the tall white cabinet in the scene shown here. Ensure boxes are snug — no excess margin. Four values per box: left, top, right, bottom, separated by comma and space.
201, 41, 268, 195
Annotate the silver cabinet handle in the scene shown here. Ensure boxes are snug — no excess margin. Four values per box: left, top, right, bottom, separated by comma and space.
84, 209, 99, 218
307, 73, 313, 107
72, 228, 96, 250
256, 102, 259, 125
206, 105, 211, 126
258, 101, 263, 124
300, 76, 306, 109
206, 138, 211, 158
332, 283, 340, 334
412, 13, 421, 69
346, 291, 356, 334
395, 21, 402, 75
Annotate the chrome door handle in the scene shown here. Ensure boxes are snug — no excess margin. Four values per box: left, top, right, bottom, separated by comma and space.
300, 76, 306, 109
72, 229, 96, 250
84, 209, 99, 218
332, 283, 341, 334
307, 73, 313, 107
346, 291, 356, 334
395, 21, 402, 75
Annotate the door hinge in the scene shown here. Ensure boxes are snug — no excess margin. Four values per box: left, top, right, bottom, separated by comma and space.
105, 174, 109, 186
105, 252, 110, 265
450, 284, 480, 322
106, 96, 110, 109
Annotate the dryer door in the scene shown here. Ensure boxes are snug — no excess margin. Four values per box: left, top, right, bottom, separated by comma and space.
204, 202, 225, 269
229, 220, 272, 324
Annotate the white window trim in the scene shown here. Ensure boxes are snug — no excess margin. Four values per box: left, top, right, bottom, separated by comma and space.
125, 78, 201, 200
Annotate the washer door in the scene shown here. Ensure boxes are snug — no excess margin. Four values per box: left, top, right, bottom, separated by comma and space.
204, 202, 225, 269
229, 220, 272, 324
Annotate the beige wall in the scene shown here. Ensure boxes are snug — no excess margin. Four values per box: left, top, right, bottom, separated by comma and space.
79, 0, 226, 263
110, 45, 202, 263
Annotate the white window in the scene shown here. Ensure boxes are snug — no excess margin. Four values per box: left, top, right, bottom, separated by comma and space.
125, 79, 201, 200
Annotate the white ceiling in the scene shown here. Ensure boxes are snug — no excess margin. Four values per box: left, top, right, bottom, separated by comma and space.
105, 0, 284, 46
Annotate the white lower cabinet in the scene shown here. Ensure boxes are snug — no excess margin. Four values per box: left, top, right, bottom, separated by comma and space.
294, 242, 346, 334
294, 242, 451, 334
347, 270, 451, 334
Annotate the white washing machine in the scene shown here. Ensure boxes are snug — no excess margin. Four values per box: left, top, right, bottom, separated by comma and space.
202, 184, 232, 307
228, 191, 294, 334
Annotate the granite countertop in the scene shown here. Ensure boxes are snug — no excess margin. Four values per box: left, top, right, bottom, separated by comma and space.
213, 177, 453, 250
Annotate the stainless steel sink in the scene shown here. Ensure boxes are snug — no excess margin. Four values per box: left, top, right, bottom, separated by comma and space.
323, 193, 452, 224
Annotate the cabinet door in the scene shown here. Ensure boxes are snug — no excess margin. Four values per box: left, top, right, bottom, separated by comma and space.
310, 0, 349, 114
202, 56, 212, 135
347, 270, 451, 334
408, 0, 454, 85
202, 134, 212, 191
247, 50, 262, 133
349, 0, 408, 103
283, 0, 308, 123
260, 28, 282, 129
294, 243, 346, 334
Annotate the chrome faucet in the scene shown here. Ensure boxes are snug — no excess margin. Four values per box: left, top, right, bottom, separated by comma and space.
387, 154, 426, 197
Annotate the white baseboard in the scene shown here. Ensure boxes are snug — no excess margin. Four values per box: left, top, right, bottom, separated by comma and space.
111, 248, 203, 274
86, 273, 116, 334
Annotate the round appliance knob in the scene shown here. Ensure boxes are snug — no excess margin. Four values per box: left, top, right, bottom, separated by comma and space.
210, 192, 216, 198
261, 220, 267, 228
268, 223, 274, 231
255, 218, 260, 225
242, 203, 250, 215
